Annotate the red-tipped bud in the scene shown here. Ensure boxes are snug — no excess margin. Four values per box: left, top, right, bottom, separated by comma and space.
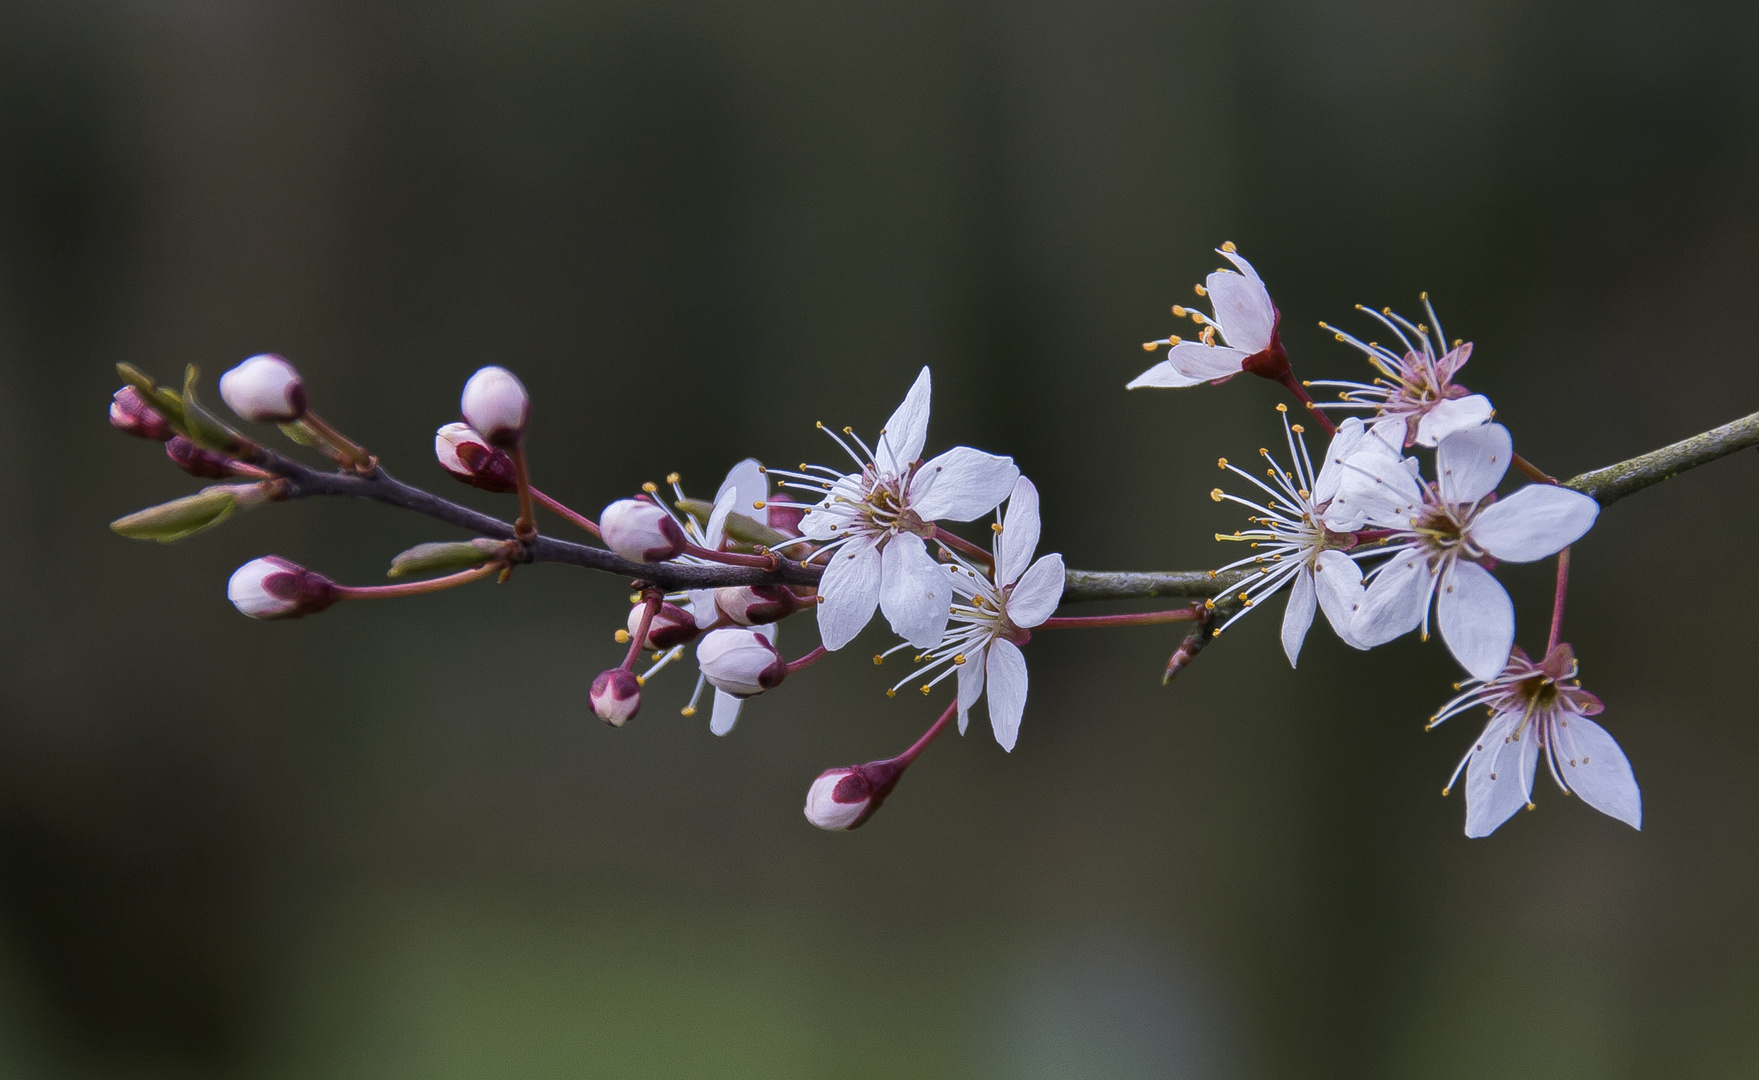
165, 435, 234, 479
110, 386, 173, 441
696, 627, 787, 697
589, 667, 642, 726
434, 422, 518, 492
803, 759, 907, 831
227, 556, 337, 620
219, 354, 306, 423
712, 585, 800, 626
601, 496, 688, 563
628, 602, 699, 650
460, 366, 529, 448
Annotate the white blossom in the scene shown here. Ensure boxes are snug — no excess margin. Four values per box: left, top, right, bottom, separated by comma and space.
1130, 244, 1281, 389
459, 365, 530, 447
696, 627, 787, 697
219, 355, 306, 423
1309, 298, 1493, 448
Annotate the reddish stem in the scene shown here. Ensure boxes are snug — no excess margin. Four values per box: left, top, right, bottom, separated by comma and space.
332, 561, 504, 600
683, 543, 778, 570
1512, 452, 1556, 485
623, 592, 662, 669
300, 410, 376, 473
896, 699, 959, 766
933, 526, 994, 566
1547, 546, 1571, 655
1275, 371, 1338, 436
509, 444, 538, 542
784, 645, 828, 675
531, 487, 602, 537
1038, 606, 1203, 630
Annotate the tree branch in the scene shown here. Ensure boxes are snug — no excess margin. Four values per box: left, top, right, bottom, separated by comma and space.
1564, 408, 1759, 507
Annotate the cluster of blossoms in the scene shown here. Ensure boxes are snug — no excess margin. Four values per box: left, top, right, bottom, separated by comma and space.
105, 241, 1646, 838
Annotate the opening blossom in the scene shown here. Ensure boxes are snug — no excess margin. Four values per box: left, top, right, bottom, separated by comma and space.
785, 367, 1019, 652
880, 476, 1063, 752
1310, 299, 1494, 448
1129, 244, 1288, 389
1431, 644, 1640, 837
1353, 422, 1601, 681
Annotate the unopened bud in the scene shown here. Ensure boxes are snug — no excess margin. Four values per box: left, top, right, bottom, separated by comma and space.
434, 422, 517, 492
227, 556, 337, 619
109, 386, 173, 441
219, 354, 306, 423
460, 366, 529, 448
696, 627, 787, 697
589, 667, 643, 726
713, 585, 799, 626
627, 601, 699, 649
388, 538, 506, 578
600, 497, 687, 562
165, 435, 234, 479
803, 759, 906, 831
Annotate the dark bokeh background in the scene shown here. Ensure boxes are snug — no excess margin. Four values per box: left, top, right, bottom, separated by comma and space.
2, 1, 1758, 1076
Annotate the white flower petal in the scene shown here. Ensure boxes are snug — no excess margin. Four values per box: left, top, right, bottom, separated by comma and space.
1206, 252, 1275, 353
1280, 567, 1318, 668
879, 532, 953, 649
1470, 485, 1600, 564
1163, 341, 1251, 383
816, 535, 882, 651
1436, 560, 1515, 682
995, 476, 1041, 586
1435, 422, 1512, 504
1312, 549, 1367, 649
956, 645, 987, 736
1126, 359, 1210, 389
1323, 434, 1423, 531
1311, 417, 1369, 509
1464, 712, 1539, 838
714, 457, 769, 530
709, 689, 744, 736
1007, 553, 1066, 628
876, 366, 932, 475
687, 589, 719, 628
704, 486, 740, 549
909, 447, 1020, 523
985, 638, 1029, 752
1413, 394, 1494, 447
1353, 551, 1434, 647
1553, 714, 1641, 830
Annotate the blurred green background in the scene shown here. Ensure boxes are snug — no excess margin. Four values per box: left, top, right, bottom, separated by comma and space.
3, 0, 1758, 1076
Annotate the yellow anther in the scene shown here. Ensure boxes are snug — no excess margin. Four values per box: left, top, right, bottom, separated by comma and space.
753, 500, 766, 509
1168, 334, 1181, 345
1203, 598, 1215, 610
641, 481, 658, 494
1276, 402, 1287, 413
1200, 326, 1216, 345
1142, 341, 1158, 351
614, 629, 631, 644
1420, 291, 1429, 300
635, 675, 646, 686
628, 593, 641, 603
920, 685, 932, 695
873, 655, 884, 665
953, 654, 966, 665
665, 472, 681, 485
843, 426, 854, 435
1237, 592, 1249, 601
886, 689, 897, 698
1221, 240, 1237, 253
1211, 628, 1221, 637
1194, 283, 1207, 297
1210, 488, 1224, 502
815, 420, 825, 429
991, 522, 1004, 533
1217, 457, 1228, 468
1171, 305, 1186, 317
1334, 333, 1346, 342
680, 706, 697, 717
914, 654, 924, 663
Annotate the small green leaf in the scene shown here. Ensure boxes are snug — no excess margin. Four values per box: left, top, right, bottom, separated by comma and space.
721, 510, 789, 549
388, 538, 505, 578
110, 488, 237, 542
179, 365, 245, 453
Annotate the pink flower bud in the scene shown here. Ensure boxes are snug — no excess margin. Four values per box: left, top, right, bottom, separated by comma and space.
434, 422, 518, 492
165, 435, 233, 479
110, 386, 173, 441
712, 585, 799, 626
227, 556, 337, 620
628, 601, 700, 650
589, 667, 642, 726
219, 354, 306, 423
696, 627, 787, 697
459, 366, 529, 448
765, 495, 806, 535
803, 760, 905, 831
600, 497, 687, 562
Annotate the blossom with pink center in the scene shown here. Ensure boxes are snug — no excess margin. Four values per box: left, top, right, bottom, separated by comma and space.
1129, 243, 1287, 389
1353, 423, 1601, 681
1309, 298, 1493, 448
1431, 644, 1639, 837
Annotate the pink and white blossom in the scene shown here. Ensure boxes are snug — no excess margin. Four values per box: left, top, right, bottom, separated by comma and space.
459, 365, 530, 447
1431, 644, 1639, 837
600, 496, 688, 563
434, 422, 517, 492
1353, 423, 1600, 680
227, 556, 336, 620
696, 626, 787, 698
1130, 244, 1285, 389
1309, 299, 1493, 448
219, 355, 306, 423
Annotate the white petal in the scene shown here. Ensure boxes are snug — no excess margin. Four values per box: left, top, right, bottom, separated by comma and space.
909, 447, 1019, 523
703, 486, 739, 548
1162, 341, 1251, 383
1006, 553, 1065, 628
709, 689, 744, 736
876, 367, 932, 475
1311, 549, 1366, 649
798, 476, 860, 540
1464, 712, 1539, 838
995, 475, 1041, 586
985, 638, 1029, 752
1353, 552, 1434, 647
1322, 434, 1423, 531
1280, 567, 1317, 668
1435, 422, 1512, 504
715, 457, 769, 521
1413, 395, 1494, 447
1206, 255, 1275, 353
1553, 714, 1641, 830
1469, 486, 1599, 564
1126, 359, 1209, 389
815, 535, 882, 651
1436, 560, 1515, 682
1311, 417, 1369, 507
687, 589, 719, 628
956, 645, 987, 736
879, 533, 953, 649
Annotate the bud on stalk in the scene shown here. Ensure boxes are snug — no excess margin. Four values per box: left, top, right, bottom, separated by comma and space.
600, 497, 687, 563
803, 760, 906, 831
460, 366, 530, 448
627, 601, 699, 649
434, 423, 517, 492
219, 355, 307, 423
109, 386, 173, 441
227, 556, 337, 619
696, 627, 787, 697
589, 667, 643, 726
712, 585, 800, 626
165, 435, 235, 479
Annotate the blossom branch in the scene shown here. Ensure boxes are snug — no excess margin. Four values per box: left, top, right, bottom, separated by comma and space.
1563, 408, 1759, 507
